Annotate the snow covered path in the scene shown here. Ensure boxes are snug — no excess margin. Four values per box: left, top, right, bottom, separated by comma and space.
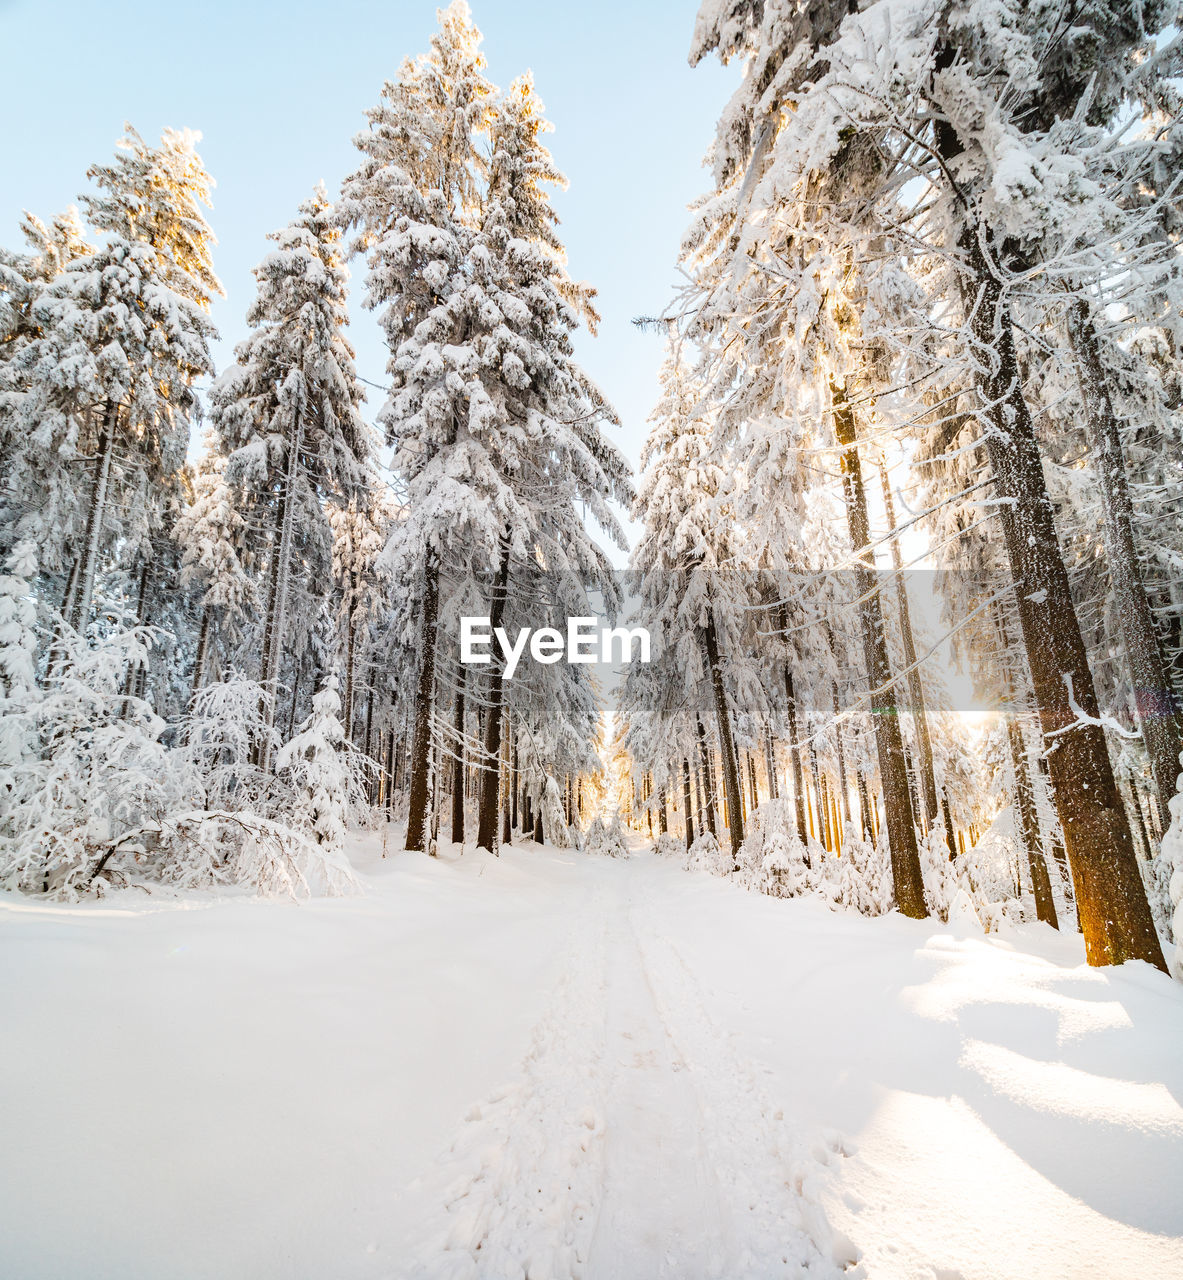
2, 838, 1182, 1279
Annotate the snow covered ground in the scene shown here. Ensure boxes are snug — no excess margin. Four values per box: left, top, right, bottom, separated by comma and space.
2, 835, 1181, 1280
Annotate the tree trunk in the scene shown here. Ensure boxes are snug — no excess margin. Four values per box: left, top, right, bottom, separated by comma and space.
501, 724, 512, 844
695, 717, 718, 838
678, 759, 692, 849
451, 665, 466, 844
119, 556, 152, 718
779, 614, 810, 842
257, 409, 304, 772
858, 772, 874, 843
878, 460, 941, 832
955, 227, 1163, 967
831, 684, 853, 829
405, 560, 440, 853
70, 399, 119, 633
1066, 300, 1182, 833
476, 541, 512, 853
832, 381, 927, 917
702, 614, 745, 857
191, 605, 213, 698
764, 726, 779, 801
1006, 709, 1059, 927
343, 573, 358, 743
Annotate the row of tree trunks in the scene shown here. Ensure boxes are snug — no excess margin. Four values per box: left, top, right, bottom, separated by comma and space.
832, 380, 928, 918
877, 460, 949, 852
954, 220, 1164, 969
1065, 300, 1183, 832
778, 612, 810, 842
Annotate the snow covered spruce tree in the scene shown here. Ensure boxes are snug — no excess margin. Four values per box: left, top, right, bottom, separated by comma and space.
1, 127, 220, 633
685, 0, 1170, 965
0, 208, 91, 556
342, 4, 630, 854
207, 185, 370, 766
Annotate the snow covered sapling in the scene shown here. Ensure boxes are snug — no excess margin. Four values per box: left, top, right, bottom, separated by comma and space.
540, 775, 570, 848
277, 676, 362, 894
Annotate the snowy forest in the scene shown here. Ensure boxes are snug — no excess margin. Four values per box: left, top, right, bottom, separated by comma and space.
2, 0, 1183, 1275
3, 0, 1182, 969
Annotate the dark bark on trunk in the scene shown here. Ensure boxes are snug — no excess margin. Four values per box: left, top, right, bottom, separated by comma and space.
405, 560, 440, 854
703, 615, 745, 857
941, 791, 958, 863
765, 726, 780, 800
832, 381, 927, 917
1066, 301, 1182, 833
858, 772, 874, 844
476, 542, 512, 853
682, 757, 696, 849
695, 717, 718, 837
500, 716, 512, 845
451, 666, 466, 845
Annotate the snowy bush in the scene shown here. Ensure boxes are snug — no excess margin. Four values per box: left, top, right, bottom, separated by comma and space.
540, 775, 570, 848
738, 800, 809, 898
651, 832, 683, 859
179, 675, 277, 812
276, 676, 361, 895
1141, 851, 1174, 953
687, 829, 731, 876
919, 827, 956, 922
586, 808, 629, 858
0, 616, 190, 897
954, 810, 1026, 933
1160, 759, 1183, 980
0, 586, 362, 900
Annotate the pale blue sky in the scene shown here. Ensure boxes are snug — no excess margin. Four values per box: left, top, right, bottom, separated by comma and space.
0, 0, 739, 557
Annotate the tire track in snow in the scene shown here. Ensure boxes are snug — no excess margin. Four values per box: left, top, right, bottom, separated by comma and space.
390, 904, 611, 1280
389, 867, 861, 1279
634, 921, 864, 1277
586, 910, 734, 1278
